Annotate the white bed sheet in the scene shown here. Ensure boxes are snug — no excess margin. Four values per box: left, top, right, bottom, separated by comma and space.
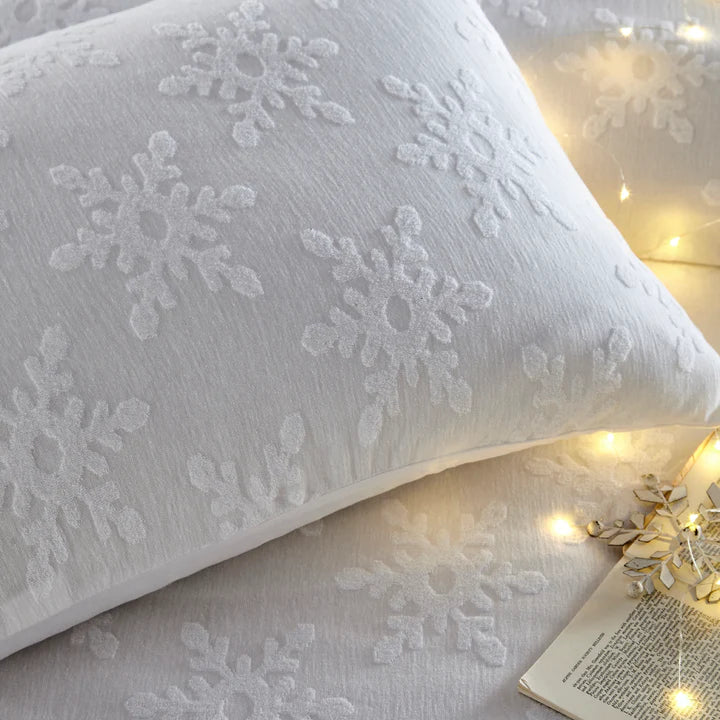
0, 422, 712, 719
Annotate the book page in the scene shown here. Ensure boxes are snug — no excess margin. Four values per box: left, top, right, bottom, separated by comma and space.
519, 438, 720, 720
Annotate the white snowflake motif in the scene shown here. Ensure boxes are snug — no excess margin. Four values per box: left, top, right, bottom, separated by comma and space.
154, 0, 354, 148
0, 26, 118, 98
521, 327, 633, 439
525, 429, 675, 543
702, 179, 720, 207
337, 500, 546, 664
125, 623, 355, 720
49, 130, 262, 340
476, 0, 546, 28
615, 258, 704, 372
0, 327, 149, 597
187, 413, 306, 538
70, 611, 119, 660
381, 69, 575, 238
0, 0, 110, 47
555, 9, 720, 144
302, 205, 493, 446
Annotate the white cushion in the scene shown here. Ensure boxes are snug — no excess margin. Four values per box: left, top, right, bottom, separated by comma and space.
0, 0, 718, 659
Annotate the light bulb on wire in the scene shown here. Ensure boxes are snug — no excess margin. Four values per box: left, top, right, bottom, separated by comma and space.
678, 24, 707, 42
670, 688, 695, 714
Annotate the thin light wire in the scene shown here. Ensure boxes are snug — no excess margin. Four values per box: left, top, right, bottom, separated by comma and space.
517, 14, 720, 268
556, 130, 720, 268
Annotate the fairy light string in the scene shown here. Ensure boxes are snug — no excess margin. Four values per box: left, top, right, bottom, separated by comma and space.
517, 14, 720, 271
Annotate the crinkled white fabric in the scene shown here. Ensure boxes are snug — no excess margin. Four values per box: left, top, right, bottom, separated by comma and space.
0, 0, 146, 47
0, 424, 711, 719
2, 0, 718, 662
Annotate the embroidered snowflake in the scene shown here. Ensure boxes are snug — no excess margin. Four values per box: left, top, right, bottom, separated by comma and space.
337, 500, 546, 664
381, 69, 575, 238
50, 130, 262, 340
0, 27, 118, 97
70, 611, 119, 660
0, 0, 110, 47
521, 327, 633, 438
187, 413, 306, 538
525, 428, 676, 542
154, 0, 354, 148
302, 205, 493, 446
702, 179, 720, 206
555, 9, 720, 144
0, 326, 149, 597
615, 258, 704, 372
125, 622, 355, 720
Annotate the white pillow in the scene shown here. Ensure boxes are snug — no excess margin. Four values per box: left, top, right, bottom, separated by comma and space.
0, 0, 718, 660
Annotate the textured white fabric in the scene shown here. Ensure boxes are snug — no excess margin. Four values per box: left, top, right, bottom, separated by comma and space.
0, 0, 145, 47
477, 0, 720, 269
1, 0, 719, 665
0, 424, 711, 719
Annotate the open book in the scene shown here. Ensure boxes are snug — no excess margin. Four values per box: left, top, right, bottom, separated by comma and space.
519, 435, 720, 720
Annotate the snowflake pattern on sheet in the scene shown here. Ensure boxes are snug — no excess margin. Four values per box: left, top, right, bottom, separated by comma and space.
615, 257, 704, 372
336, 499, 547, 665
187, 413, 306, 538
381, 69, 575, 238
554, 9, 720, 144
521, 327, 633, 438
476, 0, 547, 28
702, 179, 720, 206
302, 205, 493, 446
0, 26, 118, 97
0, 0, 111, 47
525, 429, 675, 543
49, 130, 262, 340
0, 326, 149, 597
125, 622, 355, 719
154, 0, 354, 148
70, 611, 119, 659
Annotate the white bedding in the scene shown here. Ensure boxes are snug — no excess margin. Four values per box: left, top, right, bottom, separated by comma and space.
0, 423, 711, 719
0, 1, 718, 718
0, 273, 716, 716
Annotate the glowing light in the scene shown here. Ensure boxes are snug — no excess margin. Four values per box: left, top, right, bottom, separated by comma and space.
714, 438, 720, 452
551, 517, 573, 537
619, 184, 630, 202
605, 432, 615, 445
679, 24, 707, 42
670, 689, 695, 713
669, 236, 680, 247
689, 514, 699, 524
619, 26, 633, 37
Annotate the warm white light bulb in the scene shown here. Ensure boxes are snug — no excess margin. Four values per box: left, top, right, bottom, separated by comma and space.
551, 517, 573, 537
715, 438, 720, 452
605, 432, 615, 445
689, 514, 699, 524
619, 26, 633, 37
619, 184, 630, 202
679, 24, 706, 42
671, 689, 695, 713
669, 236, 680, 247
